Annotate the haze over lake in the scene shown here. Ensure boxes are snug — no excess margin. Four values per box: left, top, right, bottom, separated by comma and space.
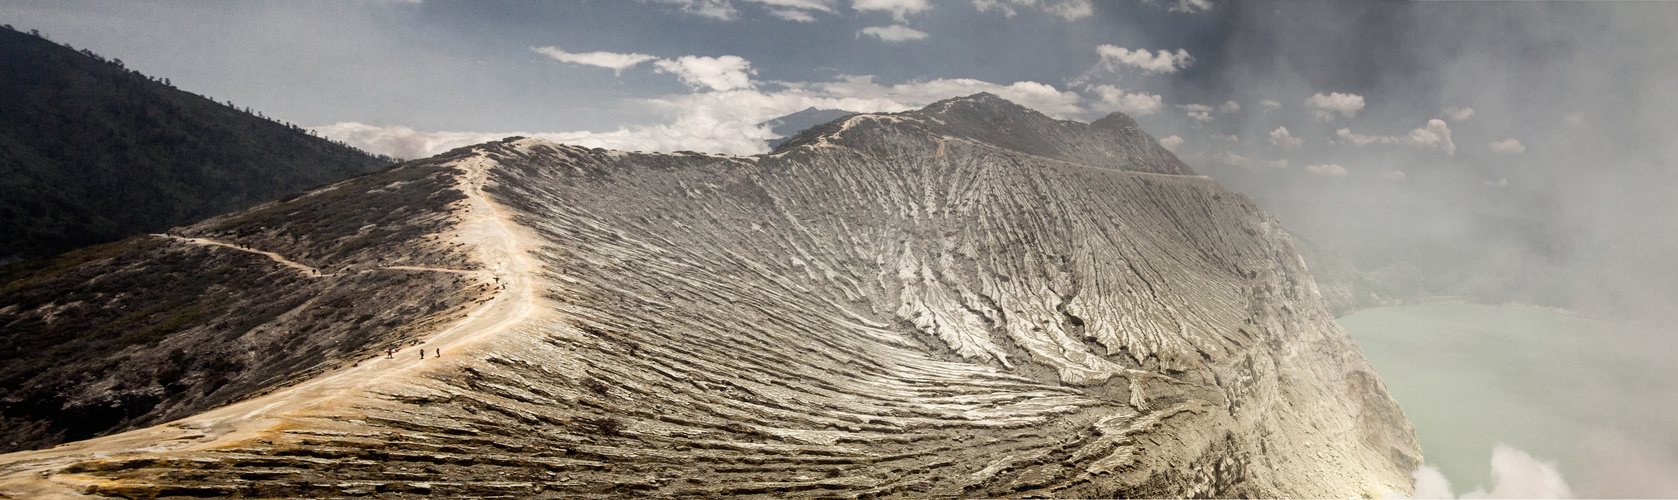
1341, 302, 1678, 497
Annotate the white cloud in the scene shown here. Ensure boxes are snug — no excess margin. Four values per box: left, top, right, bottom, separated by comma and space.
312, 122, 505, 161
852, 0, 933, 22
972, 0, 1091, 20
1443, 106, 1475, 121
532, 47, 760, 93
984, 81, 1085, 115
1335, 128, 1390, 147
858, 24, 929, 42
1471, 445, 1573, 498
654, 55, 756, 91
1484, 178, 1508, 188
1215, 133, 1238, 143
1143, 0, 1212, 13
1043, 0, 1093, 20
1397, 445, 1572, 499
1169, 0, 1211, 13
1192, 151, 1287, 170
1258, 99, 1281, 113
1305, 92, 1365, 121
1335, 128, 1384, 146
531, 46, 657, 75
1335, 119, 1455, 156
971, 0, 1020, 16
1219, 100, 1240, 113
315, 96, 787, 159
1095, 45, 1194, 74
1268, 126, 1303, 149
317, 74, 1086, 159
1305, 163, 1348, 177
1406, 119, 1456, 156
853, 78, 1085, 116
1178, 103, 1213, 123
1489, 138, 1526, 154
655, 0, 739, 20
1157, 135, 1183, 151
1090, 85, 1164, 116
746, 0, 839, 21
767, 8, 817, 20
748, 0, 838, 10
804, 75, 1084, 117
1383, 170, 1408, 181
1410, 465, 1455, 499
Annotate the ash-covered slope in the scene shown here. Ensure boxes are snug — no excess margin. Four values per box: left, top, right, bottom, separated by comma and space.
0, 94, 1416, 498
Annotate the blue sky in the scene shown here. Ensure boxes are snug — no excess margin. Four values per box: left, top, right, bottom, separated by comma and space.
9, 0, 1678, 289
0, 0, 1631, 158
3, 0, 1674, 241
3, 1, 1676, 231
4, 1, 1670, 177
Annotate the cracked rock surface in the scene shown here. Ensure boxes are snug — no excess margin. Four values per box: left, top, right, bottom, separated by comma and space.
0, 93, 1418, 498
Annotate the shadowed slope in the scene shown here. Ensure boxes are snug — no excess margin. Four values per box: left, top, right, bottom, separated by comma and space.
0, 27, 388, 262
0, 152, 483, 453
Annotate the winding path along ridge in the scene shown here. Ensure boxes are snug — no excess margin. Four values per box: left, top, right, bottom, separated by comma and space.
0, 153, 551, 499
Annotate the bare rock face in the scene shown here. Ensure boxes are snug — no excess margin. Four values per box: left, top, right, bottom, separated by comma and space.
0, 94, 1418, 498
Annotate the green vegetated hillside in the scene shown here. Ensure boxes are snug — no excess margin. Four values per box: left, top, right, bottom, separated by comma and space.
0, 25, 389, 262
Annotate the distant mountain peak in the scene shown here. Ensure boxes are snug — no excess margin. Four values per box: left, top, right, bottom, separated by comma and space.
776, 93, 1194, 176
1091, 111, 1144, 132
760, 107, 857, 149
922, 92, 1032, 116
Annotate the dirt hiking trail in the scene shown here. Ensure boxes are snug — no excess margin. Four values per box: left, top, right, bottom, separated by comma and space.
0, 154, 553, 499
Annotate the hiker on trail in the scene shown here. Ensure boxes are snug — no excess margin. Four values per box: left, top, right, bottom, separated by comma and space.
420, 349, 425, 359
436, 348, 441, 358
385, 349, 392, 358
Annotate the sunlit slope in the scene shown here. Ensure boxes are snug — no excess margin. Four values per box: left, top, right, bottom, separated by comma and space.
0, 94, 1417, 498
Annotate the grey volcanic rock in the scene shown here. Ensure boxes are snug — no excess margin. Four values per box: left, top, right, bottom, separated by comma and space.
0, 94, 1418, 498
777, 93, 1191, 175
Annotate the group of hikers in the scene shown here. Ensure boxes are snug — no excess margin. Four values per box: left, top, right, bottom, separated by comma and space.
384, 347, 441, 359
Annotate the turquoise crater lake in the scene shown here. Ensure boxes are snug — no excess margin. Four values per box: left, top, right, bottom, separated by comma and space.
1338, 302, 1678, 497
